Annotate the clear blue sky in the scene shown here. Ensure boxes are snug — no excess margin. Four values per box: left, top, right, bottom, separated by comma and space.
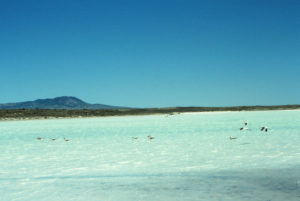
0, 0, 299, 107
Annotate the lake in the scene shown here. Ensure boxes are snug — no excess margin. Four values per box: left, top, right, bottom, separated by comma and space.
1, 110, 300, 201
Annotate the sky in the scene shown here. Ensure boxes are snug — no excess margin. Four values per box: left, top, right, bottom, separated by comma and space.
0, 0, 299, 108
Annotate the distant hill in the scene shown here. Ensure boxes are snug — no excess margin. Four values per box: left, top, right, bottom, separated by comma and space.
0, 96, 125, 109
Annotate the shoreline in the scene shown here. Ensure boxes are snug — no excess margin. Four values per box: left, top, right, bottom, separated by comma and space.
1, 108, 300, 122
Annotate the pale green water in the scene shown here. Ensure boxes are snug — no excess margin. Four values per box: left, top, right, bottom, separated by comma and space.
0, 110, 300, 201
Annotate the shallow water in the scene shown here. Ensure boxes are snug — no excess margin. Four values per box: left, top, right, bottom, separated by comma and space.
1, 110, 300, 201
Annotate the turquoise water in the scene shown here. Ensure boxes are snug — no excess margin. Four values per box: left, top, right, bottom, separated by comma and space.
1, 110, 300, 201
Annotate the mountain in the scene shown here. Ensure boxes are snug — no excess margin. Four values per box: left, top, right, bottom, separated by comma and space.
0, 96, 125, 109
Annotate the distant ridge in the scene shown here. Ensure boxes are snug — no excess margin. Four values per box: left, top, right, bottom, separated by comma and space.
0, 96, 125, 109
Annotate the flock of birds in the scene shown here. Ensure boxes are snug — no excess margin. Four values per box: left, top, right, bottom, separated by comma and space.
35, 121, 268, 142
230, 121, 269, 140
131, 135, 155, 141
37, 136, 152, 142
131, 121, 270, 142
36, 137, 70, 141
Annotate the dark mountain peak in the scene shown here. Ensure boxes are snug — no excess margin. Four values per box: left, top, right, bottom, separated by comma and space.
52, 96, 84, 102
35, 96, 81, 102
0, 96, 124, 110
32, 96, 87, 108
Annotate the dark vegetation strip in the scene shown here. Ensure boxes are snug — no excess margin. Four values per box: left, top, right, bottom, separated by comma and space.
0, 105, 300, 120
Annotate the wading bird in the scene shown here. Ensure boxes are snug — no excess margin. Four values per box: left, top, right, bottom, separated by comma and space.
147, 135, 155, 140
261, 126, 268, 132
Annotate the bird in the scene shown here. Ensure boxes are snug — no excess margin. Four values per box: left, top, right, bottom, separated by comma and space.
64, 138, 70, 141
36, 137, 42, 140
51, 138, 56, 141
240, 121, 249, 131
229, 136, 237, 140
147, 135, 155, 140
261, 126, 268, 132
132, 137, 138, 140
